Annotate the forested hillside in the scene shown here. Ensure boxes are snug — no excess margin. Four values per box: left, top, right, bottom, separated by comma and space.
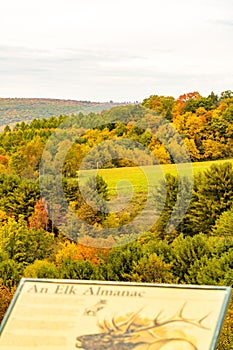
0, 90, 232, 349
0, 90, 233, 179
0, 97, 124, 129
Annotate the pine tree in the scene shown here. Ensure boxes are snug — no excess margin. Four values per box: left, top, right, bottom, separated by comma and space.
186, 162, 233, 234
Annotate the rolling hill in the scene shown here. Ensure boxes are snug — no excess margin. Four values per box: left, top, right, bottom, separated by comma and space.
0, 98, 125, 130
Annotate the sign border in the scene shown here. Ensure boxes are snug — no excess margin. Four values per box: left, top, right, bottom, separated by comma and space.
0, 278, 231, 350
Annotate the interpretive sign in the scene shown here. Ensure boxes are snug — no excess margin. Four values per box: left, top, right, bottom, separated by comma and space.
0, 279, 231, 350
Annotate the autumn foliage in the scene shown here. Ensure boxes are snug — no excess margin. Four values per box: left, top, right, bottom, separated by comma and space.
0, 281, 16, 322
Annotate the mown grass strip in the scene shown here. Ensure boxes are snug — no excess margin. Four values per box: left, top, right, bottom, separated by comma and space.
78, 159, 233, 196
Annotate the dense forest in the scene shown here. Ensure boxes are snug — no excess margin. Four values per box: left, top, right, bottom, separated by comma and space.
0, 90, 232, 349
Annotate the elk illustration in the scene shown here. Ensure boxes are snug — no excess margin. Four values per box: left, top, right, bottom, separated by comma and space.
76, 303, 210, 349
83, 299, 107, 316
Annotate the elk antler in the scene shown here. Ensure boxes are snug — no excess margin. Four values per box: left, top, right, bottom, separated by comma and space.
97, 303, 210, 340
150, 302, 210, 330
111, 303, 210, 336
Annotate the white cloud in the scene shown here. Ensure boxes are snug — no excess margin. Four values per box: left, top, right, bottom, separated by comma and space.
0, 0, 232, 101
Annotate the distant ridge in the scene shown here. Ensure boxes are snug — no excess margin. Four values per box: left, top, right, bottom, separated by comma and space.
0, 97, 125, 129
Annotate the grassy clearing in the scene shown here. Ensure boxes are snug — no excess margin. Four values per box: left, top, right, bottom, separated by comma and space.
78, 159, 233, 196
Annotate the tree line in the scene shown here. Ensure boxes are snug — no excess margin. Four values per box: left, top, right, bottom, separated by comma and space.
0, 90, 233, 179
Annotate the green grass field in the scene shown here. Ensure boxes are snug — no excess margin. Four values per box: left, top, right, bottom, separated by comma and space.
78, 158, 233, 196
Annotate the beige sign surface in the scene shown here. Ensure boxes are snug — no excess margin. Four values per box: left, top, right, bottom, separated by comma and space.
0, 279, 231, 350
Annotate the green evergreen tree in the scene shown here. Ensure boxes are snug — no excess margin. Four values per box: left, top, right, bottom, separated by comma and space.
186, 163, 233, 234
212, 208, 233, 237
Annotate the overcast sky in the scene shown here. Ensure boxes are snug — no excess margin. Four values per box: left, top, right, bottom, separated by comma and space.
0, 0, 232, 102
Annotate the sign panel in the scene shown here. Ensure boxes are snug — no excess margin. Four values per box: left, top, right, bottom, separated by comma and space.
0, 279, 231, 350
